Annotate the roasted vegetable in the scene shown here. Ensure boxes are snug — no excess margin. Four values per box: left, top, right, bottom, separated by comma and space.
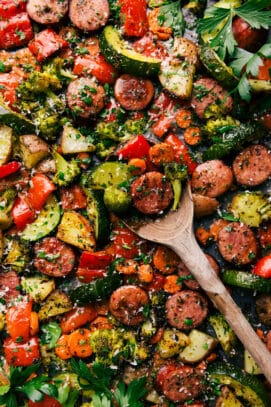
52, 150, 81, 186
19, 134, 50, 169
0, 188, 17, 230
38, 289, 73, 321
0, 124, 12, 165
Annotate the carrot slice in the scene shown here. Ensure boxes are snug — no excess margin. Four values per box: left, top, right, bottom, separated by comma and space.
163, 274, 181, 293
175, 109, 192, 129
55, 335, 72, 360
183, 126, 201, 146
153, 245, 180, 274
68, 328, 92, 358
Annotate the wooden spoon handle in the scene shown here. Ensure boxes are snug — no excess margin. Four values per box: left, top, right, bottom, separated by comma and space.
170, 231, 271, 383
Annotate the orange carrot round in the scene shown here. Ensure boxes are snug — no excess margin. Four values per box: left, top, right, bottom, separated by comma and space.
128, 158, 147, 175
183, 126, 201, 146
149, 143, 175, 166
163, 274, 182, 293
55, 335, 72, 360
153, 245, 180, 274
175, 109, 192, 129
68, 328, 92, 358
137, 264, 154, 283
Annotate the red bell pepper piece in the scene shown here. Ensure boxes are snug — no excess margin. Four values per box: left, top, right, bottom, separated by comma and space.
165, 133, 198, 175
0, 0, 26, 19
79, 251, 113, 269
4, 336, 40, 366
73, 54, 118, 84
0, 13, 33, 50
60, 184, 87, 210
28, 29, 68, 62
27, 173, 56, 211
0, 161, 20, 179
116, 135, 151, 160
106, 225, 146, 259
77, 268, 107, 283
28, 396, 62, 407
6, 298, 32, 342
0, 71, 21, 107
11, 195, 35, 230
119, 0, 148, 37
253, 255, 271, 279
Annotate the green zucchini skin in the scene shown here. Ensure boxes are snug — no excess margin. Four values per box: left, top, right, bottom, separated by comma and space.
203, 122, 267, 160
221, 270, 271, 294
99, 26, 161, 77
207, 362, 269, 407
0, 100, 35, 134
69, 273, 123, 305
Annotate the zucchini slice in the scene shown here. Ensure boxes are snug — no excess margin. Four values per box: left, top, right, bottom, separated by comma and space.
221, 270, 271, 294
207, 362, 269, 407
199, 45, 238, 89
99, 26, 161, 77
0, 99, 35, 134
90, 161, 132, 189
20, 194, 60, 241
85, 188, 111, 243
159, 62, 195, 99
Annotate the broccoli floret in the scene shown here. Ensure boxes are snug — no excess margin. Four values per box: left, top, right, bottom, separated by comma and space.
43, 57, 76, 84
123, 117, 147, 137
89, 329, 148, 365
164, 163, 188, 210
17, 72, 61, 100
203, 116, 240, 137
96, 121, 123, 141
52, 150, 81, 186
95, 139, 116, 159
103, 185, 131, 214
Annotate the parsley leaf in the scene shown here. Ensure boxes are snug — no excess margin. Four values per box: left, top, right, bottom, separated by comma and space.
158, 1, 185, 36
114, 377, 147, 407
19, 377, 57, 402
236, 0, 271, 29
41, 321, 61, 349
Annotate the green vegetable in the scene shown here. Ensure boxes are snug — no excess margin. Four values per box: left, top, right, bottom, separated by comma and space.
184, 0, 207, 16
90, 161, 132, 190
20, 194, 61, 242
207, 362, 269, 406
198, 0, 271, 60
158, 1, 185, 36
0, 365, 57, 406
69, 273, 123, 305
103, 185, 131, 214
3, 237, 30, 272
0, 188, 17, 230
202, 116, 240, 137
159, 61, 195, 99
41, 322, 62, 350
229, 191, 271, 227
209, 312, 237, 355
99, 26, 161, 77
203, 121, 267, 160
0, 124, 12, 165
52, 150, 81, 186
164, 162, 188, 210
0, 99, 35, 134
221, 270, 271, 294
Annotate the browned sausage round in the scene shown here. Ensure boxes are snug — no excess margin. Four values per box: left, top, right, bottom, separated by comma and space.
160, 365, 205, 403
217, 222, 258, 265
191, 160, 233, 198
232, 17, 268, 52
27, 0, 69, 24
66, 77, 105, 118
191, 77, 233, 119
233, 144, 271, 186
166, 290, 208, 330
131, 171, 173, 215
69, 0, 110, 31
0, 270, 20, 303
109, 285, 149, 326
178, 254, 219, 290
114, 74, 155, 111
34, 237, 76, 277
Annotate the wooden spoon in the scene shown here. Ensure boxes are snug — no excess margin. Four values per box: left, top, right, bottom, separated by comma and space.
127, 183, 271, 382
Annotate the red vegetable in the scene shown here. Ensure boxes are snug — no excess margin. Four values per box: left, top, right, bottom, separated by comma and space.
77, 268, 107, 283
28, 29, 68, 62
253, 255, 271, 279
79, 251, 113, 269
60, 305, 97, 333
116, 135, 151, 160
0, 161, 21, 179
28, 396, 62, 407
165, 133, 198, 174
0, 0, 26, 19
6, 299, 32, 342
26, 173, 56, 211
106, 225, 145, 259
119, 0, 148, 37
0, 12, 33, 50
73, 54, 118, 84
11, 195, 35, 230
257, 58, 271, 81
4, 336, 40, 366
0, 72, 21, 107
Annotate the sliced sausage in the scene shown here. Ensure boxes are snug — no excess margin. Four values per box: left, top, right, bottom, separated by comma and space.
191, 160, 233, 198
34, 237, 76, 277
131, 171, 173, 215
217, 222, 258, 265
233, 144, 271, 186
114, 74, 155, 111
178, 254, 219, 290
66, 77, 105, 118
69, 0, 110, 32
256, 294, 271, 327
26, 0, 68, 24
166, 290, 208, 330
159, 365, 205, 403
191, 77, 233, 119
0, 270, 20, 303
109, 285, 149, 326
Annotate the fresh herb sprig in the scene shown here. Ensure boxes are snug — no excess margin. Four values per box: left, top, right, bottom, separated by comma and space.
198, 0, 271, 60
70, 359, 147, 407
0, 364, 57, 407
230, 42, 271, 101
158, 1, 186, 36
